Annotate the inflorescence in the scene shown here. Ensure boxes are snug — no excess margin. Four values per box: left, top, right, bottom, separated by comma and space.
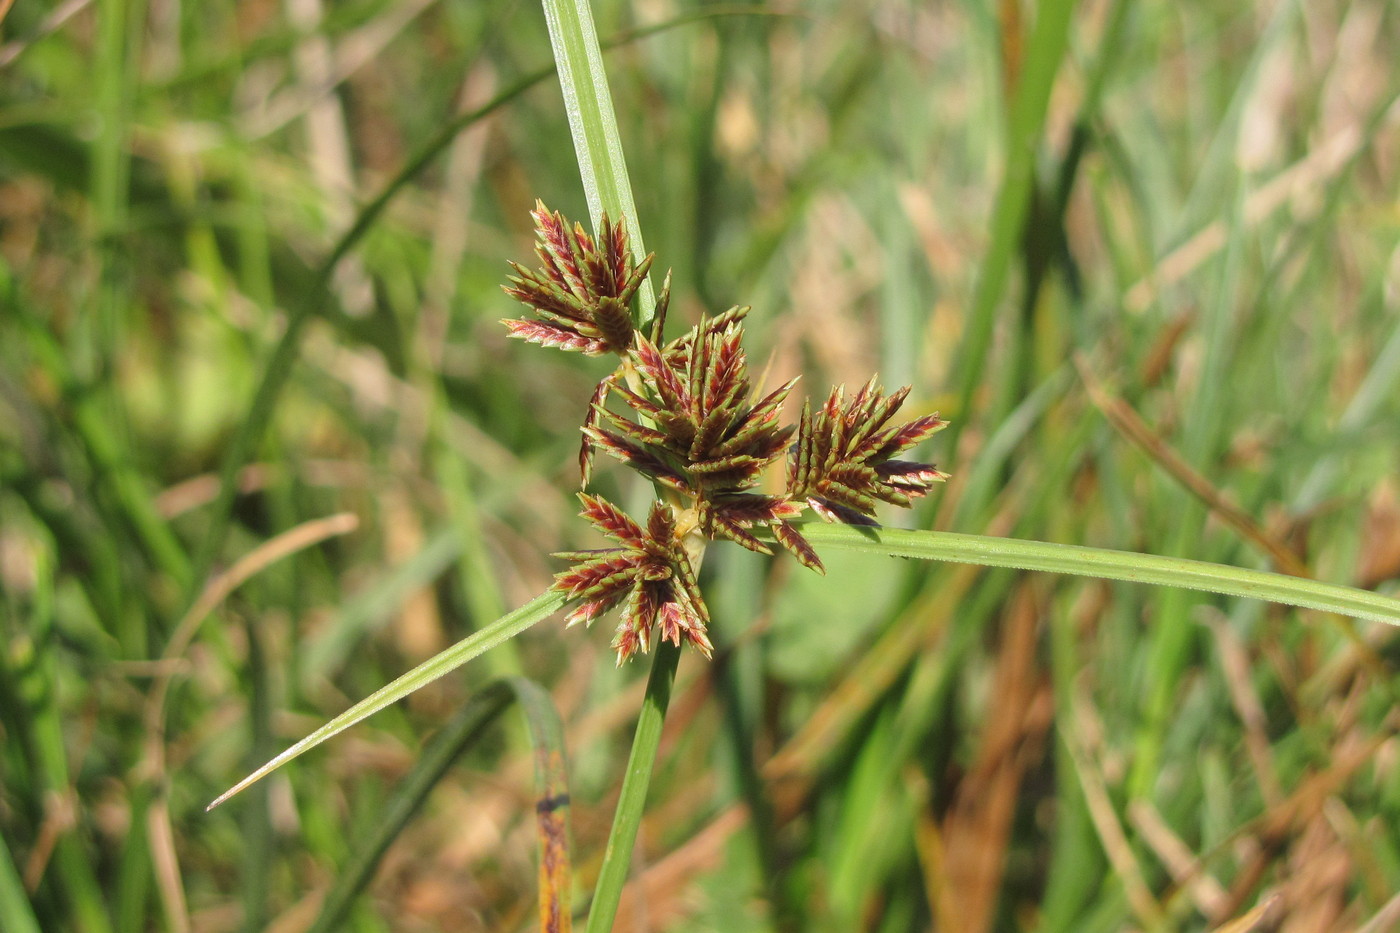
502, 201, 948, 663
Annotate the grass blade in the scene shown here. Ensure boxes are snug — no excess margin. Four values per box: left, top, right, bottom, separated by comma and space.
0, 825, 43, 933
945, 0, 1077, 455
795, 524, 1400, 627
208, 589, 567, 810
541, 0, 656, 330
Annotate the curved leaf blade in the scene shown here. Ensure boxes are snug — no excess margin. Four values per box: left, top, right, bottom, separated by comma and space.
796, 524, 1400, 626
208, 589, 568, 810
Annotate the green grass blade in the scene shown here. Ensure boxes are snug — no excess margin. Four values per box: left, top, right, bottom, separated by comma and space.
298, 525, 462, 686
584, 640, 681, 933
208, 589, 567, 810
541, 0, 656, 330
795, 524, 1400, 627
0, 831, 43, 933
945, 0, 1077, 456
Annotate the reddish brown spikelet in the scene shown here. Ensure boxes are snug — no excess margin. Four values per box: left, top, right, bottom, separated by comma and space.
707, 513, 773, 555
565, 594, 625, 628
577, 493, 646, 548
502, 202, 652, 356
552, 496, 716, 664
787, 379, 949, 525
774, 521, 824, 574
579, 377, 616, 488
502, 319, 609, 356
554, 553, 642, 600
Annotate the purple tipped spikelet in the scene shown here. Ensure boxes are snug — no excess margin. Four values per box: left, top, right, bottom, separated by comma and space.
552, 495, 713, 664
787, 378, 949, 525
501, 201, 657, 357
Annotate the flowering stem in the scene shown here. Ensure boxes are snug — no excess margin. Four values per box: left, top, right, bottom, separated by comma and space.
584, 640, 682, 933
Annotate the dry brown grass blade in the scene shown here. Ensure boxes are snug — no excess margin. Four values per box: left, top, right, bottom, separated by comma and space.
147, 797, 190, 933
1068, 680, 1165, 928
1216, 718, 1397, 920
1129, 799, 1230, 918
0, 0, 87, 68
1075, 355, 1307, 576
1276, 818, 1350, 932
997, 0, 1023, 98
155, 460, 385, 518
21, 789, 76, 891
137, 512, 360, 933
931, 582, 1053, 933
535, 745, 573, 933
1201, 610, 1283, 806
1356, 891, 1400, 933
1122, 115, 1382, 314
1209, 895, 1282, 933
906, 768, 952, 930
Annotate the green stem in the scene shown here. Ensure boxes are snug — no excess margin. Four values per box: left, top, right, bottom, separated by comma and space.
584, 640, 682, 933
944, 0, 1077, 460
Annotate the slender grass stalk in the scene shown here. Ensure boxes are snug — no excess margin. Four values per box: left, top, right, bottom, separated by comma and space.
13, 540, 114, 933
584, 641, 681, 933
945, 0, 1076, 457
538, 1, 690, 927
0, 842, 42, 933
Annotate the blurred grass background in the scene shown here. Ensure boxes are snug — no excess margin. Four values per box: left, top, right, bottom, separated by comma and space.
2, 0, 1400, 930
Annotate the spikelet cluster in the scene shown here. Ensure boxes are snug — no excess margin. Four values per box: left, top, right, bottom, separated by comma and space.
584, 310, 819, 572
501, 200, 652, 356
502, 204, 948, 662
553, 496, 713, 660
788, 379, 950, 525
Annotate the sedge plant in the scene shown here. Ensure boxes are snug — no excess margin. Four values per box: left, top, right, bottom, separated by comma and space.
211, 196, 1400, 928
208, 2, 1400, 930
